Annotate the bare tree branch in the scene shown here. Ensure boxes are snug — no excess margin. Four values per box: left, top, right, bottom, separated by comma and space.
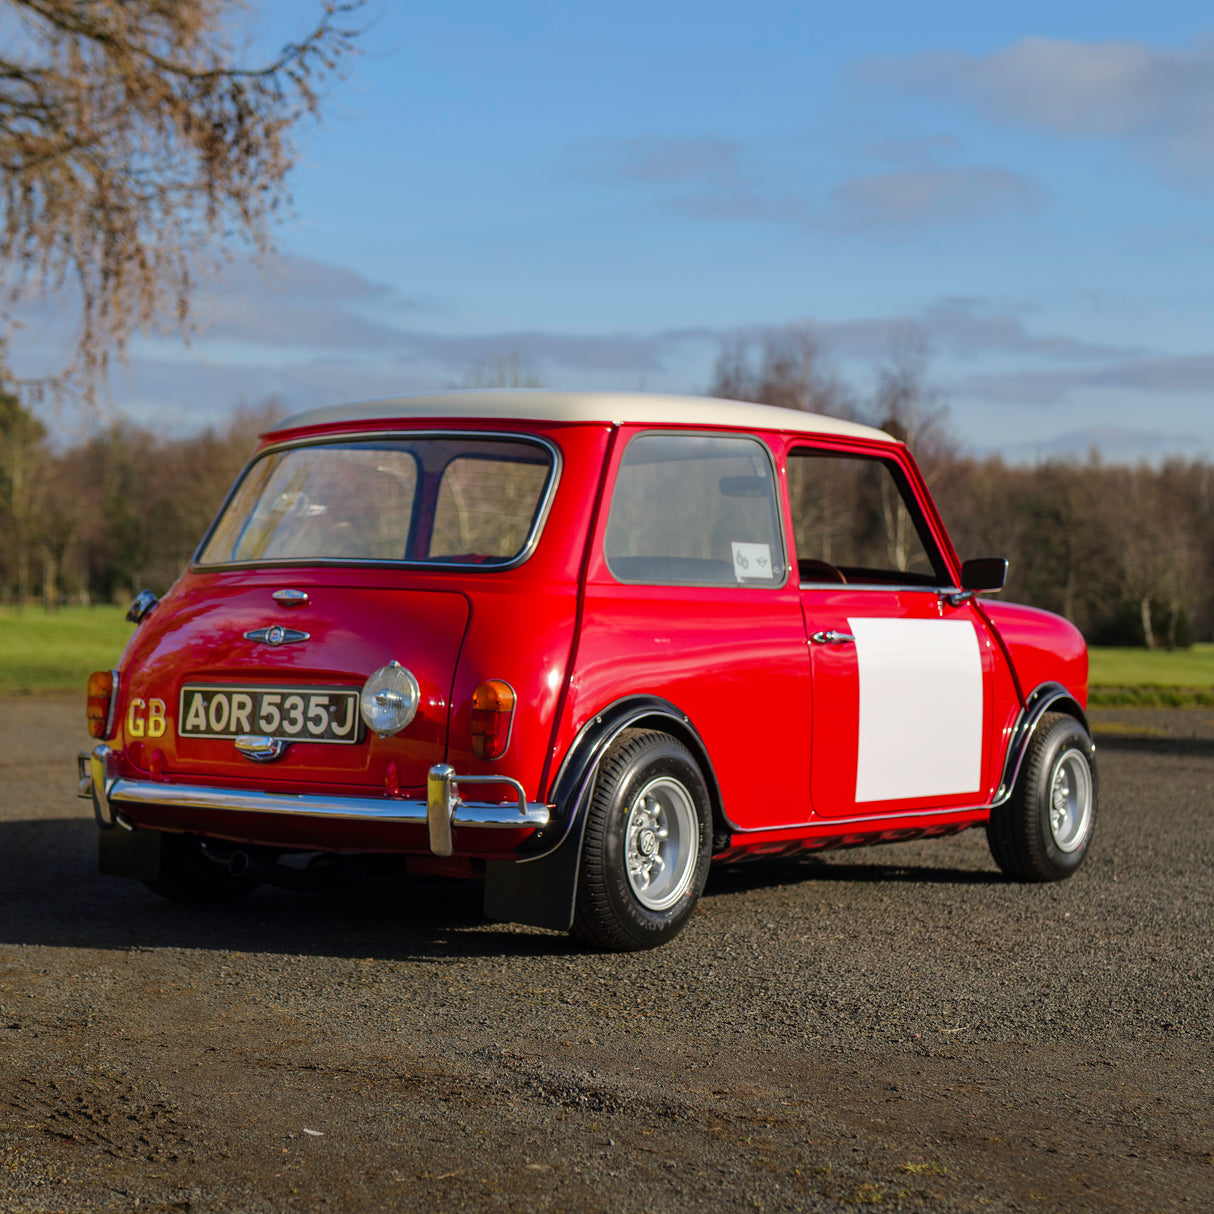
0, 0, 364, 403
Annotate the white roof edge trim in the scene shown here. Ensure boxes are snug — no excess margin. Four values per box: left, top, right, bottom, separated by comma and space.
270, 390, 895, 444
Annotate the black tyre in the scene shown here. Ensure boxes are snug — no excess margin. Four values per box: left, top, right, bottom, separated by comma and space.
572, 729, 713, 951
987, 712, 1098, 882
143, 834, 260, 904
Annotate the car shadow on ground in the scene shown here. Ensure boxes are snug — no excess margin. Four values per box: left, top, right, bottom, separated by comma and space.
704, 853, 1001, 896
0, 816, 998, 961
0, 816, 580, 961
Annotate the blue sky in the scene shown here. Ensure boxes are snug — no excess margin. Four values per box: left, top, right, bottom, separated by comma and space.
32, 1, 1214, 460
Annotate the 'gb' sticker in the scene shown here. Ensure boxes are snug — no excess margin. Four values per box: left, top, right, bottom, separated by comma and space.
126, 698, 168, 738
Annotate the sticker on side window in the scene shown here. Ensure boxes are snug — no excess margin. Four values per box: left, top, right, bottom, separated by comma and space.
731, 542, 773, 582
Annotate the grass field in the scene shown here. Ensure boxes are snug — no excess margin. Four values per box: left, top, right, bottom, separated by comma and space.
1088, 643, 1214, 686
1087, 643, 1214, 706
0, 606, 134, 695
1, 606, 1212, 702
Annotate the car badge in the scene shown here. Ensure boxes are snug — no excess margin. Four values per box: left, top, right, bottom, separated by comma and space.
244, 626, 310, 647
272, 588, 309, 607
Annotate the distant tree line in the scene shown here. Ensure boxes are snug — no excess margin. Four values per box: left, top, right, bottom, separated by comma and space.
0, 392, 281, 610
709, 327, 1213, 648
1, 333, 1211, 648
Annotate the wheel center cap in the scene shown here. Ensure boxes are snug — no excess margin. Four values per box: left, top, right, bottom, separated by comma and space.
638, 828, 658, 857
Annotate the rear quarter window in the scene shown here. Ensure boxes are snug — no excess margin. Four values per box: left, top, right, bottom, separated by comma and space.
604, 432, 786, 586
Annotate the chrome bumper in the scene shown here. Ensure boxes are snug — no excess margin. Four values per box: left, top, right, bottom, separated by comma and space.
78, 746, 550, 858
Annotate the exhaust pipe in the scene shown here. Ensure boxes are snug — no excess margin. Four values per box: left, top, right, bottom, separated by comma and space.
199, 839, 253, 878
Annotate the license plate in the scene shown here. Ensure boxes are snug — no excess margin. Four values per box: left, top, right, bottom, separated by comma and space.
178, 684, 363, 744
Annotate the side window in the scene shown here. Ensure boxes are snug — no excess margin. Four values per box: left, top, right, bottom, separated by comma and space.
604, 433, 786, 586
786, 449, 947, 586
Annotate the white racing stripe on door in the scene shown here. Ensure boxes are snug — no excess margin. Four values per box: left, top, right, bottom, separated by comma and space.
851, 617, 983, 803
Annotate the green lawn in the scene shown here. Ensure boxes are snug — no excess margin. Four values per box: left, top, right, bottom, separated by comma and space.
1089, 643, 1214, 687
1, 606, 1212, 703
1087, 643, 1214, 706
0, 605, 134, 694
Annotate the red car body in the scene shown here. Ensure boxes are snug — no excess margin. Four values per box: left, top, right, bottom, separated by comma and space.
81, 392, 1096, 950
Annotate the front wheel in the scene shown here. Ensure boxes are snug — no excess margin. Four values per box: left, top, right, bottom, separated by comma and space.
987, 712, 1098, 882
573, 730, 713, 951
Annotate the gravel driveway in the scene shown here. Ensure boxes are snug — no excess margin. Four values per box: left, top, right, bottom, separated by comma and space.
1, 695, 1211, 1212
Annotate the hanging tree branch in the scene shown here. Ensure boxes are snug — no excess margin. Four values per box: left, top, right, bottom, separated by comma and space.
0, 0, 364, 400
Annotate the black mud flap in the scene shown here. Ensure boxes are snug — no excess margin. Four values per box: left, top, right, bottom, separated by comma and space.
481, 695, 716, 932
482, 823, 585, 932
98, 825, 165, 881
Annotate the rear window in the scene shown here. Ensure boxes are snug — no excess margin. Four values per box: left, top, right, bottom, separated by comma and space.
196, 436, 556, 567
604, 432, 786, 586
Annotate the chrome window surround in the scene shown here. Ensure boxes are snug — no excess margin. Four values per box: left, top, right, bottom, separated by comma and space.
604, 429, 790, 589
192, 430, 563, 573
797, 581, 953, 594
786, 446, 951, 588
104, 668, 120, 739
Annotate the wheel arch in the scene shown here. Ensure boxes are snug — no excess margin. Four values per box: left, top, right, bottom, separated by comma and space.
550, 696, 726, 839
483, 694, 726, 932
993, 681, 1092, 807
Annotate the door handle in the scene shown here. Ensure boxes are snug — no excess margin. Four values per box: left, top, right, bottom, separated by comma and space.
810, 630, 856, 645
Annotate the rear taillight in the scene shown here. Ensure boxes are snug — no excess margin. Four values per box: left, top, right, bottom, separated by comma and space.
470, 680, 516, 761
86, 670, 118, 739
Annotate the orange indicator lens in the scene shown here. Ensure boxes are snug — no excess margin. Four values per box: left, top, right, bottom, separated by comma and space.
86, 670, 115, 739
471, 680, 516, 760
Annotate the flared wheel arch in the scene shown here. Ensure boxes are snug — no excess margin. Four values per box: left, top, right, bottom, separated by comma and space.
546, 695, 729, 854
993, 682, 1092, 808
481, 696, 727, 933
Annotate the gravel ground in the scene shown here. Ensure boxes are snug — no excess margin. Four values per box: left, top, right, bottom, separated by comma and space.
0, 695, 1211, 1213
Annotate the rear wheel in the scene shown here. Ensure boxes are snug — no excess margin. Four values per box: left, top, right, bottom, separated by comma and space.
987, 713, 1097, 881
573, 730, 713, 951
144, 834, 260, 904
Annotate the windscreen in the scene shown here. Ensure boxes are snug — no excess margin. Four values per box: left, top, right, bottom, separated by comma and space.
196, 436, 555, 567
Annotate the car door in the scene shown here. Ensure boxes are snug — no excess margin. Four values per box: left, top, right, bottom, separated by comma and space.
572, 427, 811, 831
787, 443, 998, 820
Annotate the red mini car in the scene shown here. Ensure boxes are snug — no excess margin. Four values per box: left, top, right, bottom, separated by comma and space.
80, 392, 1097, 950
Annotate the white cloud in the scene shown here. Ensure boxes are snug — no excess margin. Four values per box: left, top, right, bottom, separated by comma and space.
570, 136, 745, 185
861, 36, 1214, 180
955, 352, 1214, 404
109, 289, 1149, 434
189, 253, 427, 350
999, 425, 1207, 463
829, 167, 1042, 229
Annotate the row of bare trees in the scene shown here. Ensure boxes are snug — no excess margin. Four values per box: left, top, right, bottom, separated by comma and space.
0, 392, 280, 609
1, 337, 1210, 646
710, 328, 1213, 647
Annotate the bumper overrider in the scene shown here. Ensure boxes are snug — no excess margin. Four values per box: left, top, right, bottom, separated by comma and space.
78, 745, 552, 858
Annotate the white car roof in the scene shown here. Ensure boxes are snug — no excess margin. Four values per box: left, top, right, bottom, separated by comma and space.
271, 390, 895, 444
